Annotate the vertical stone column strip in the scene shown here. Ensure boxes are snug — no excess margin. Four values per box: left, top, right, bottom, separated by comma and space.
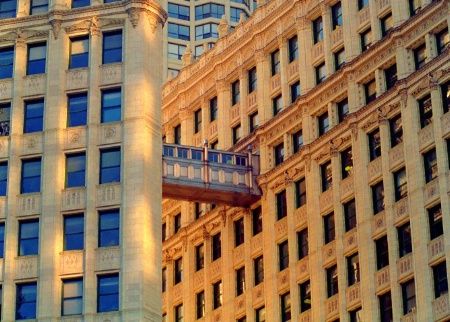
217, 80, 231, 148
320, 3, 333, 79
240, 68, 249, 134
341, 0, 360, 61
255, 50, 271, 124
278, 36, 290, 109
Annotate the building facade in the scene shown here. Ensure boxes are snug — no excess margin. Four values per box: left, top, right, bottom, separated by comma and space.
161, 0, 450, 322
0, 0, 166, 321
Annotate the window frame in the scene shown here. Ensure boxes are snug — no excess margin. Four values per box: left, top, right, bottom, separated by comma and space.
98, 210, 120, 248
99, 147, 121, 184
389, 113, 403, 147
315, 62, 326, 84
254, 255, 264, 286
393, 167, 408, 201
376, 235, 389, 270
252, 206, 262, 236
271, 49, 281, 76
168, 3, 190, 20
232, 80, 240, 106
64, 214, 84, 251
102, 30, 122, 64
276, 189, 287, 220
72, 0, 90, 9
324, 212, 335, 244
341, 147, 353, 179
274, 142, 284, 166
278, 240, 289, 271
428, 204, 443, 240
101, 88, 121, 123
97, 274, 119, 312
347, 253, 360, 286
24, 99, 44, 133
16, 282, 37, 320
0, 47, 14, 79
423, 148, 438, 183
398, 222, 412, 258
312, 16, 323, 44
297, 228, 308, 260
280, 292, 291, 322
290, 81, 300, 103
318, 111, 329, 136
248, 67, 257, 93
174, 257, 183, 285
213, 280, 222, 309
326, 264, 339, 297
418, 94, 433, 128
19, 219, 39, 256
196, 290, 205, 319
368, 128, 381, 161
65, 152, 86, 188
321, 160, 332, 192
62, 278, 83, 316
0, 162, 8, 196
288, 35, 298, 62
67, 93, 88, 127
372, 181, 385, 214
27, 42, 46, 75
379, 291, 393, 322
21, 158, 41, 194
236, 266, 245, 296
344, 199, 357, 232
433, 261, 448, 298
212, 232, 221, 261
299, 280, 311, 312
69, 36, 89, 69
414, 43, 427, 70
331, 1, 342, 29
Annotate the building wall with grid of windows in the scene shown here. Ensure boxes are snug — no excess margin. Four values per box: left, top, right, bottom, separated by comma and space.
161, 0, 450, 321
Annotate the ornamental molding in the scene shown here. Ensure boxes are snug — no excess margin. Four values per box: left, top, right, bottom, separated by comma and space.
127, 7, 141, 28
15, 28, 49, 40
49, 19, 62, 39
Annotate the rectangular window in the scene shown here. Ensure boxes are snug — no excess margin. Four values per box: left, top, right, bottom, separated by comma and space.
101, 88, 121, 123
210, 97, 218, 122
194, 109, 202, 134
19, 219, 39, 256
0, 0, 16, 19
398, 222, 412, 258
347, 253, 360, 286
324, 212, 335, 244
66, 153, 86, 188
97, 274, 119, 312
273, 95, 283, 116
433, 261, 448, 298
423, 148, 437, 183
436, 28, 449, 55
254, 256, 264, 285
213, 280, 222, 309
365, 78, 377, 104
24, 99, 44, 133
27, 43, 46, 75
300, 280, 311, 312
196, 291, 205, 318
249, 112, 259, 132
248, 67, 257, 93
72, 0, 89, 8
194, 202, 203, 219
233, 123, 242, 144
409, 0, 421, 16
372, 181, 385, 214
64, 215, 84, 251
350, 308, 363, 322
162, 222, 166, 241
321, 160, 332, 192
344, 199, 357, 232
0, 223, 4, 258
234, 218, 244, 247
252, 206, 262, 235
419, 94, 432, 128
315, 62, 326, 84
326, 265, 338, 297
174, 213, 181, 234
0, 162, 8, 196
256, 306, 266, 322
361, 28, 372, 52
429, 204, 443, 240
358, 0, 369, 10
174, 124, 181, 144
271, 49, 280, 75
297, 228, 308, 260
331, 1, 342, 29
394, 167, 407, 201
290, 81, 300, 103
62, 278, 83, 316
442, 80, 449, 114
162, 267, 167, 292
274, 142, 284, 166
68, 93, 87, 127
380, 13, 393, 37
292, 129, 303, 154
102, 30, 122, 64
318, 111, 329, 136
402, 279, 416, 314
376, 236, 389, 270
385, 63, 397, 90
168, 3, 190, 20
194, 45, 203, 59
276, 190, 287, 220
337, 97, 349, 123
21, 158, 41, 194
389, 114, 403, 147
230, 7, 247, 22
0, 47, 14, 79
341, 147, 353, 179
168, 23, 190, 40
195, 244, 204, 271
236, 266, 245, 295
195, 3, 224, 20
379, 291, 393, 322
232, 80, 240, 105
195, 23, 218, 40
212, 232, 221, 261
98, 210, 119, 247
279, 240, 289, 271
368, 128, 381, 161
295, 177, 306, 208
16, 283, 37, 320
174, 304, 183, 322
70, 36, 89, 69
168, 43, 186, 60
174, 257, 183, 284
414, 44, 426, 70
288, 35, 298, 62
313, 16, 323, 43
280, 292, 291, 322
100, 147, 121, 184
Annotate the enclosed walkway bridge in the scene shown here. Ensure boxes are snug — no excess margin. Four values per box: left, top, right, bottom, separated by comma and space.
162, 143, 261, 207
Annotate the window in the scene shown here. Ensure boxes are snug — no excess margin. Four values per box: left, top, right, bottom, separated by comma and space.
196, 291, 205, 319
428, 204, 443, 240
376, 236, 389, 270
98, 210, 119, 247
72, 0, 89, 8
16, 283, 37, 320
62, 278, 83, 315
312, 16, 323, 43
347, 253, 360, 286
254, 256, 264, 285
436, 28, 449, 55
337, 97, 349, 123
234, 218, 245, 247
249, 112, 259, 132
385, 63, 397, 90
232, 79, 240, 105
291, 130, 303, 155
65, 153, 86, 188
230, 7, 247, 22
290, 81, 300, 103
318, 111, 329, 135
0, 162, 7, 196
372, 181, 385, 214
380, 13, 393, 37
24, 99, 44, 133
324, 212, 335, 244
295, 177, 306, 208
162, 267, 167, 292
344, 199, 357, 232
350, 308, 363, 322
316, 62, 326, 84
68, 93, 87, 127
162, 222, 166, 241
274, 142, 284, 166
341, 147, 353, 179
389, 114, 402, 147
27, 43, 46, 75
409, 0, 421, 16
334, 48, 345, 71
273, 95, 283, 116
423, 148, 437, 183
271, 49, 280, 75
0, 47, 14, 79
414, 44, 426, 70
321, 161, 332, 192
168, 23, 190, 40
19, 220, 39, 256
327, 265, 338, 297
195, 3, 224, 20
0, 223, 4, 258
174, 213, 181, 234
195, 244, 204, 271
210, 97, 218, 122
194, 45, 203, 59
212, 232, 221, 260
99, 148, 121, 184
368, 128, 381, 161
300, 280, 311, 312
256, 306, 266, 322
379, 291, 393, 322
276, 190, 287, 220
297, 229, 308, 259
174, 124, 181, 144
194, 109, 202, 134
365, 78, 377, 103
252, 206, 262, 235
361, 28, 372, 52
168, 43, 186, 60
358, 0, 369, 10
393, 168, 407, 201
101, 88, 121, 123
213, 280, 222, 309
418, 94, 432, 128
442, 80, 450, 114
280, 292, 291, 322
174, 304, 183, 322
288, 35, 298, 62
433, 261, 448, 298
236, 266, 245, 295
331, 2, 342, 29
233, 123, 242, 144
398, 222, 412, 258
168, 3, 190, 20
195, 23, 218, 40
401, 279, 417, 315
64, 215, 84, 251
102, 30, 122, 64
0, 0, 16, 19
248, 67, 257, 93
174, 257, 183, 284
279, 240, 289, 271
21, 158, 41, 194
97, 274, 119, 312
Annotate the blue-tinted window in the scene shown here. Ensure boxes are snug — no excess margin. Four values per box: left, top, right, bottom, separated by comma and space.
0, 0, 17, 19
195, 23, 218, 40
27, 43, 46, 75
19, 220, 39, 256
168, 3, 189, 20
168, 23, 190, 40
24, 99, 44, 133
168, 43, 186, 60
0, 103, 10, 136
102, 31, 122, 64
288, 35, 298, 62
195, 3, 224, 20
100, 148, 120, 184
0, 162, 7, 196
68, 93, 87, 127
313, 16, 323, 43
64, 215, 84, 251
21, 159, 41, 194
66, 153, 86, 188
30, 0, 48, 14
63, 278, 83, 315
98, 274, 119, 312
70, 36, 89, 68
0, 223, 4, 258
101, 88, 121, 123
99, 210, 119, 247
104, 0, 120, 3
16, 283, 37, 320
72, 0, 90, 8
0, 47, 14, 79
230, 7, 247, 22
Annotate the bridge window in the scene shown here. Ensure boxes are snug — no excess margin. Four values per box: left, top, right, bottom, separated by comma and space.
163, 146, 175, 157
222, 154, 233, 164
208, 152, 219, 163
192, 149, 203, 160
177, 148, 189, 158
236, 156, 246, 166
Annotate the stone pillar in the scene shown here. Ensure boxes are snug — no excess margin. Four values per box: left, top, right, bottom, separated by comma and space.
375, 68, 385, 96
240, 69, 249, 135
217, 80, 231, 148
342, 0, 361, 61
395, 38, 414, 79
321, 3, 333, 78
391, 0, 411, 27
255, 50, 271, 124
296, 18, 310, 95
425, 32, 437, 61
278, 37, 290, 108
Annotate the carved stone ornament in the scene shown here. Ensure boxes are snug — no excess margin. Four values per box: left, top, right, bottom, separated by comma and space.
16, 28, 49, 40
400, 90, 408, 108
49, 19, 62, 39
304, 154, 311, 172
127, 8, 141, 28
220, 207, 227, 226
148, 14, 159, 33
90, 17, 101, 36
64, 20, 91, 34
428, 72, 439, 91
179, 108, 191, 121
377, 107, 388, 125
0, 31, 19, 43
